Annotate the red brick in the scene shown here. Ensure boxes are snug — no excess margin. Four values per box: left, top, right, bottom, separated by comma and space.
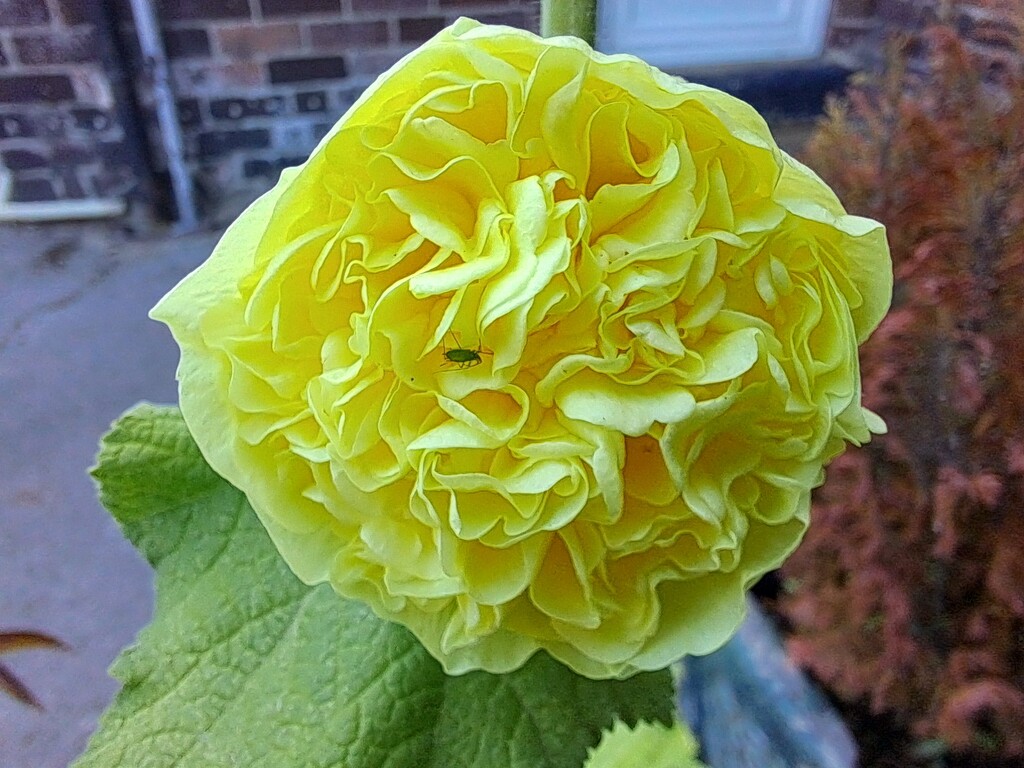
439, 0, 524, 7
157, 0, 250, 22
346, 49, 408, 76
31, 111, 72, 137
877, 0, 939, 27
242, 158, 275, 178
175, 98, 203, 127
309, 21, 390, 49
399, 16, 446, 42
71, 108, 115, 132
197, 128, 271, 158
0, 74, 76, 104
55, 0, 92, 25
10, 176, 57, 202
474, 10, 533, 29
173, 61, 267, 94
0, 0, 49, 27
13, 30, 99, 65
52, 141, 97, 165
831, 0, 877, 17
827, 20, 877, 51
0, 114, 34, 138
268, 56, 347, 83
352, 0, 428, 11
2, 148, 49, 170
163, 28, 212, 59
260, 0, 340, 15
216, 23, 302, 58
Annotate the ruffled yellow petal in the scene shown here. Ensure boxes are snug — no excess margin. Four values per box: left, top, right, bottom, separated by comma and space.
152, 18, 892, 679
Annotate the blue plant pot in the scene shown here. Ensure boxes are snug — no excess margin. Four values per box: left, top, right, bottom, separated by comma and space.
680, 597, 857, 768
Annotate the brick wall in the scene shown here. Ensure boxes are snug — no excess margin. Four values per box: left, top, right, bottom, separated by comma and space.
0, 0, 142, 207
826, 0, 883, 67
150, 0, 537, 222
0, 0, 535, 217
5, 0, 994, 220
826, 0, 1022, 72
826, 0, 940, 69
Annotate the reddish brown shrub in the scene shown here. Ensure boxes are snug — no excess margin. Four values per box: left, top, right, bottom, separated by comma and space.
776, 2, 1024, 761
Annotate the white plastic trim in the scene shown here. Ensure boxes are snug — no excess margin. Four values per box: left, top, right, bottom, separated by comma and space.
0, 171, 125, 222
596, 0, 834, 69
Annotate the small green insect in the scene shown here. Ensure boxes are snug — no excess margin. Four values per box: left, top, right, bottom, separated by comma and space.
440, 332, 492, 370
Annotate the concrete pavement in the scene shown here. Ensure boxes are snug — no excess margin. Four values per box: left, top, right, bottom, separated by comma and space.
0, 222, 220, 767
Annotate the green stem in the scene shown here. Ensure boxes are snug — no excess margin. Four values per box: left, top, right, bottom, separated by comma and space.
540, 0, 597, 47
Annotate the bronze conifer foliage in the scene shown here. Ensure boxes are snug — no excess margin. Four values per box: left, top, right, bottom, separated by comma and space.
777, 2, 1024, 762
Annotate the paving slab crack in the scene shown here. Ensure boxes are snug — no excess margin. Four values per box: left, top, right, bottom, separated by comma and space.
0, 258, 120, 357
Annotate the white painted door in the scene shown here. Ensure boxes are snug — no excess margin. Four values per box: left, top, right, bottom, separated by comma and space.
596, 0, 834, 69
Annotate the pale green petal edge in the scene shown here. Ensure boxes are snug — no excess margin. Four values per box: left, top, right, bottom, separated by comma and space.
777, 154, 893, 342
584, 719, 708, 768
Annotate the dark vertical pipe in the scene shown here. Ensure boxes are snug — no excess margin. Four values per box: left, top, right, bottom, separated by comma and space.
85, 0, 163, 221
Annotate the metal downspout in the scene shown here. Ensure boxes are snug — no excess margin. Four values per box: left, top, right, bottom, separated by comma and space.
128, 0, 199, 230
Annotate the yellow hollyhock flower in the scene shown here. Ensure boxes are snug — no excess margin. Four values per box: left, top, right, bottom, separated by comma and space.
152, 18, 891, 678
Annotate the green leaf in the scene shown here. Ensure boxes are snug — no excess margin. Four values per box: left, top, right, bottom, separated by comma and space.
76, 404, 675, 768
584, 719, 707, 768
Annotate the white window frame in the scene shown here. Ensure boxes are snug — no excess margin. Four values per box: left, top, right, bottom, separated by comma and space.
596, 0, 834, 69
